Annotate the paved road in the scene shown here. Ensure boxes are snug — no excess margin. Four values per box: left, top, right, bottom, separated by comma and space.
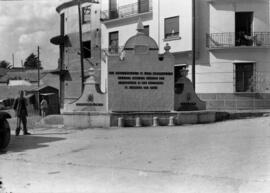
1, 116, 270, 193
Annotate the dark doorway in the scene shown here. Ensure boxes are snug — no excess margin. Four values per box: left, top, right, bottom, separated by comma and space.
82, 40, 91, 58
235, 63, 254, 92
109, 0, 118, 19
174, 65, 187, 83
138, 0, 149, 13
109, 31, 119, 53
235, 12, 253, 46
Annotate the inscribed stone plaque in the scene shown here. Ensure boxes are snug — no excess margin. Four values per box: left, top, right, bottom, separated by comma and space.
107, 51, 174, 112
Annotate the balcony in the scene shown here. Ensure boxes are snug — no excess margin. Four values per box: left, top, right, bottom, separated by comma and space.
101, 0, 152, 23
206, 32, 270, 50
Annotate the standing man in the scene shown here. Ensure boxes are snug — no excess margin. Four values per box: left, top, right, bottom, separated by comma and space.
13, 90, 31, 136
40, 96, 48, 118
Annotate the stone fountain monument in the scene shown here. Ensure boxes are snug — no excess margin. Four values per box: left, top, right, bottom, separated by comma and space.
62, 19, 206, 128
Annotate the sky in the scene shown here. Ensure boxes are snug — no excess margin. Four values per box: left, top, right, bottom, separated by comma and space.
0, 0, 68, 69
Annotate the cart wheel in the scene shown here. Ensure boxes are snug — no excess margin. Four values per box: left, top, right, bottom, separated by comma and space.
0, 120, 11, 151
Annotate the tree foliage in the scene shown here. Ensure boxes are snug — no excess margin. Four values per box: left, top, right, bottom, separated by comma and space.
0, 60, 11, 69
24, 53, 42, 69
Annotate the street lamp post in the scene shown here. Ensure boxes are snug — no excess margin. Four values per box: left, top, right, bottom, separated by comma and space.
77, 0, 85, 93
37, 46, 40, 88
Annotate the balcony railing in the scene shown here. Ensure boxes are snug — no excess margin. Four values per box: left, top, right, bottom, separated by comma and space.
206, 32, 270, 49
101, 0, 152, 21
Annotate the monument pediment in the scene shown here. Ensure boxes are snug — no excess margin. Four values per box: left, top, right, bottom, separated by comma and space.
124, 34, 159, 51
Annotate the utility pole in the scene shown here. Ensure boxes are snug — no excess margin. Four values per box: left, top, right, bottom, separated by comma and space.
12, 53, 14, 68
37, 46, 41, 116
37, 46, 40, 88
77, 0, 85, 92
192, 0, 196, 90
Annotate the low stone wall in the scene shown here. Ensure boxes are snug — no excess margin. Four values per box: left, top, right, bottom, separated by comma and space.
63, 111, 111, 128
62, 111, 218, 128
198, 93, 270, 110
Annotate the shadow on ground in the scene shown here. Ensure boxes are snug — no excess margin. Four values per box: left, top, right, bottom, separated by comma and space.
5, 134, 66, 153
7, 116, 42, 131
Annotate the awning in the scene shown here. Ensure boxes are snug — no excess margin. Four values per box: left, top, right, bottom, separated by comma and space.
47, 69, 72, 81
8, 80, 32, 86
50, 35, 69, 45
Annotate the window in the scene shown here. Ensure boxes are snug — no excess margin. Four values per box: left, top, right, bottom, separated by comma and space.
164, 16, 179, 39
109, 31, 119, 53
235, 63, 254, 92
144, 25, 149, 36
138, 0, 149, 13
82, 5, 91, 24
83, 40, 91, 58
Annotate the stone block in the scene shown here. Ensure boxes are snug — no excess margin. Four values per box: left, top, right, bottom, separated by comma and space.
224, 100, 236, 109
158, 116, 170, 126
236, 100, 254, 108
197, 93, 217, 100
207, 100, 225, 109
254, 100, 266, 108
175, 113, 198, 125
216, 93, 235, 100
141, 116, 154, 127
264, 100, 270, 108
63, 112, 110, 128
198, 112, 216, 123
259, 93, 270, 99
215, 112, 230, 122
123, 117, 136, 127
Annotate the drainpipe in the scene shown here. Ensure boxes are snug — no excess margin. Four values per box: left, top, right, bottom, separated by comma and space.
192, 0, 196, 90
158, 0, 160, 49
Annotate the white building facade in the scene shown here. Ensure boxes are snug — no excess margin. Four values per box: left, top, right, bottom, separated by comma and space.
196, 0, 270, 109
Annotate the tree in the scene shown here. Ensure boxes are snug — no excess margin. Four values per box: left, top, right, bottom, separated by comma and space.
0, 60, 11, 69
23, 53, 42, 69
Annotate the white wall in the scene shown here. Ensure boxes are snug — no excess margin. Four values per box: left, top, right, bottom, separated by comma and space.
209, 3, 235, 34
158, 0, 192, 52
61, 6, 78, 34
209, 1, 270, 34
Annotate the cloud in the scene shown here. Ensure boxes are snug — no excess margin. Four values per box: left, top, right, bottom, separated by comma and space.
0, 0, 67, 69
19, 31, 47, 45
